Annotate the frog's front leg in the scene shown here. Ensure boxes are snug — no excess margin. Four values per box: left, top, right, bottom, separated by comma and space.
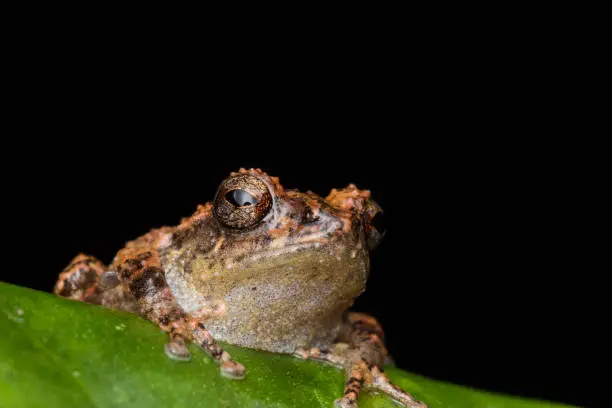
295, 312, 426, 408
114, 248, 246, 379
54, 254, 107, 301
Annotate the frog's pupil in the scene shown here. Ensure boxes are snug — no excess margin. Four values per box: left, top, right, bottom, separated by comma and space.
225, 189, 258, 207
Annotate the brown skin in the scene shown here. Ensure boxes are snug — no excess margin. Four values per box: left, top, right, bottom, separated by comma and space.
54, 168, 426, 408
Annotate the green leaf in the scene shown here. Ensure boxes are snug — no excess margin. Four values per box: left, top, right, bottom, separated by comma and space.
0, 282, 574, 408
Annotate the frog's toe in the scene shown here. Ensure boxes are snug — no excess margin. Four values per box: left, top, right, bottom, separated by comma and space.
370, 366, 427, 407
220, 360, 246, 379
164, 340, 191, 361
335, 397, 357, 407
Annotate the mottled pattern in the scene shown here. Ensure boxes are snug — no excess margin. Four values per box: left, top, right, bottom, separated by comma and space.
54, 168, 424, 407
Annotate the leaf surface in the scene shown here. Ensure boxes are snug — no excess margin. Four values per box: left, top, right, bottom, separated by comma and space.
0, 283, 574, 408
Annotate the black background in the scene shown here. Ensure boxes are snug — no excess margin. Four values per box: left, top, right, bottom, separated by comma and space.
1, 73, 605, 406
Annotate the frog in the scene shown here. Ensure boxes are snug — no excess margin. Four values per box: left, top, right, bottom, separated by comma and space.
54, 168, 426, 408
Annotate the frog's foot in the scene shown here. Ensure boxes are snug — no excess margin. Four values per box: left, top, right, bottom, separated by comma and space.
188, 320, 246, 379
161, 321, 245, 378
369, 365, 427, 408
114, 248, 246, 379
294, 312, 427, 407
155, 314, 246, 377
296, 347, 425, 408
164, 336, 191, 361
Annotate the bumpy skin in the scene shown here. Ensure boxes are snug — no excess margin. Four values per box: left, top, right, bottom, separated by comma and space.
54, 168, 426, 408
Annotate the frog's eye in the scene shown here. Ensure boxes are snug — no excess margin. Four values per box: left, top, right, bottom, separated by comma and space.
365, 201, 386, 250
370, 211, 386, 233
213, 175, 273, 229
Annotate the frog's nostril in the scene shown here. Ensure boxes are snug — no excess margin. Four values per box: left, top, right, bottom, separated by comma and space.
303, 208, 319, 223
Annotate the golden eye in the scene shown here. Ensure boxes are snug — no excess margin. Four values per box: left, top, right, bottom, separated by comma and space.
213, 175, 272, 228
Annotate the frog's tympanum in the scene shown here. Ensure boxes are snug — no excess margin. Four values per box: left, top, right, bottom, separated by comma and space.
54, 168, 426, 408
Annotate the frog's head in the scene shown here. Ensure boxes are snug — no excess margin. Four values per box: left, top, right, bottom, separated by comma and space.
165, 168, 385, 340
211, 168, 385, 261
169, 168, 386, 289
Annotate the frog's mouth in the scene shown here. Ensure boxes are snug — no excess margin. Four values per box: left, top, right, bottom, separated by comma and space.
240, 240, 328, 265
